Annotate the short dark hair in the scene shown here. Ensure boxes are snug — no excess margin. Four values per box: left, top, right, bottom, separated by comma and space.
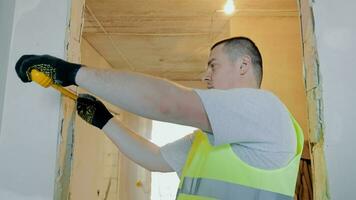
211, 37, 263, 87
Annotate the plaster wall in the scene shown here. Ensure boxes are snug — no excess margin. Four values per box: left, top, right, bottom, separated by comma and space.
0, 0, 70, 199
0, 0, 15, 134
68, 38, 152, 200
313, 1, 356, 199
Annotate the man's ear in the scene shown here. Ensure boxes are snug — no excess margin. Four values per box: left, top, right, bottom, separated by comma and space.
239, 55, 252, 75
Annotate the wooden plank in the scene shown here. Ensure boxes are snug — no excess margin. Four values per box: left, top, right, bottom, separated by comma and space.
311, 141, 330, 200
54, 0, 85, 200
302, 141, 311, 160
303, 40, 319, 91
299, 0, 329, 199
303, 159, 313, 199
306, 89, 322, 143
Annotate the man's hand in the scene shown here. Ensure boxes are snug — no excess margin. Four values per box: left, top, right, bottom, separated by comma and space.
15, 54, 81, 86
77, 94, 113, 129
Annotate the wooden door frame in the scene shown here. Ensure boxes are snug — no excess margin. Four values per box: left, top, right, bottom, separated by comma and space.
53, 0, 86, 199
54, 0, 331, 199
298, 0, 330, 199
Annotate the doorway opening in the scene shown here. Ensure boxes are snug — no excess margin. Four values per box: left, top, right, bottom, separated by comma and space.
150, 121, 195, 200
56, 0, 329, 199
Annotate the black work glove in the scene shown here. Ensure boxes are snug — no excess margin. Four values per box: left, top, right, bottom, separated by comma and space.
77, 94, 113, 129
15, 54, 82, 86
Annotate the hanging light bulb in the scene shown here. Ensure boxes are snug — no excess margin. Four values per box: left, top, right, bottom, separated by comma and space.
224, 0, 235, 15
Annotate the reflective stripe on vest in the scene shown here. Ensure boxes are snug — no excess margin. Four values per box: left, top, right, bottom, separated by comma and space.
177, 177, 292, 200
176, 114, 304, 200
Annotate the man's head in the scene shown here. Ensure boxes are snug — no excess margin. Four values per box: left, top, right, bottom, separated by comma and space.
202, 37, 263, 89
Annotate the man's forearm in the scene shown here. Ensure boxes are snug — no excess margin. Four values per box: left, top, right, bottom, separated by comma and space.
75, 67, 189, 123
102, 117, 173, 172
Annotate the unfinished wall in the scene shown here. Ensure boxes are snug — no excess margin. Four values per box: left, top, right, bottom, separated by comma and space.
230, 16, 309, 137
0, 0, 15, 134
68, 38, 151, 200
312, 0, 356, 199
69, 38, 121, 200
0, 0, 71, 199
117, 112, 152, 200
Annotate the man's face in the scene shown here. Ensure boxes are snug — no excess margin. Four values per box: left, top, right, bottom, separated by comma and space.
202, 44, 241, 89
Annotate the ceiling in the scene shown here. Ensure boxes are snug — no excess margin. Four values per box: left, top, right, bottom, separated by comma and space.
83, 0, 298, 82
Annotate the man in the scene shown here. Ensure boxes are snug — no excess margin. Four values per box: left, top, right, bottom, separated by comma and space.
15, 37, 303, 199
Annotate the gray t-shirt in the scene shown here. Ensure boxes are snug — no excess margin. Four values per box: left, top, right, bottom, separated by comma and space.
160, 88, 296, 176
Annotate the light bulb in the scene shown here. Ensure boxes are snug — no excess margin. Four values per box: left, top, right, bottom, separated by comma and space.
224, 0, 235, 15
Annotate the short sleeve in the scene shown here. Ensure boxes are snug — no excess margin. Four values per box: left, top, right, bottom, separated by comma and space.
193, 88, 294, 152
160, 133, 195, 176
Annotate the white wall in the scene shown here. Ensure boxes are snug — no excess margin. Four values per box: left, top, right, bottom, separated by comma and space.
0, 0, 16, 134
0, 0, 70, 199
313, 0, 356, 199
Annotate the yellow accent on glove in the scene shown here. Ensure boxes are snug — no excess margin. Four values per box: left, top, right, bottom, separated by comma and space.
30, 69, 77, 100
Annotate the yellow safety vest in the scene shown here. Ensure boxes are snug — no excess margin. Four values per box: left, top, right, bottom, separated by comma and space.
176, 115, 304, 200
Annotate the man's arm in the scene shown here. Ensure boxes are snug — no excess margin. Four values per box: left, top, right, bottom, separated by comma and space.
103, 117, 173, 172
76, 67, 212, 132
14, 54, 211, 131
76, 93, 174, 172
15, 55, 205, 171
